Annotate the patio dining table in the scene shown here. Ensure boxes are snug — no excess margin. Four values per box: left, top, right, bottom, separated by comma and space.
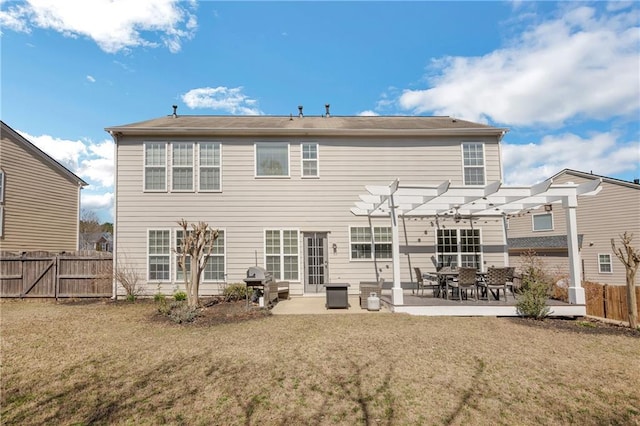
435, 269, 487, 300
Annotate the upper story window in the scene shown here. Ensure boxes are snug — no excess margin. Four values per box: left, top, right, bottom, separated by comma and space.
532, 213, 553, 231
144, 143, 167, 191
199, 143, 221, 191
172, 143, 194, 191
598, 254, 613, 273
301, 143, 319, 177
349, 226, 392, 261
256, 143, 289, 177
462, 142, 485, 185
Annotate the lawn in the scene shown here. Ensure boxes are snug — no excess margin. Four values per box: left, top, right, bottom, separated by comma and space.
1, 300, 639, 426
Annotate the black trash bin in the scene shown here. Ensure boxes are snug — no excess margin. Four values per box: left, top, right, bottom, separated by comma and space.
324, 283, 350, 309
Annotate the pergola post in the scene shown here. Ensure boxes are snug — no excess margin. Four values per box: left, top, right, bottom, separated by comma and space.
564, 193, 585, 304
389, 194, 403, 305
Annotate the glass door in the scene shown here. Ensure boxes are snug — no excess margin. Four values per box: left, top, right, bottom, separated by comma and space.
304, 232, 328, 293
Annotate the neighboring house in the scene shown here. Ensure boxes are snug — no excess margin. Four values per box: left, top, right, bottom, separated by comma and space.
106, 109, 597, 305
0, 121, 87, 252
80, 232, 113, 252
507, 169, 640, 286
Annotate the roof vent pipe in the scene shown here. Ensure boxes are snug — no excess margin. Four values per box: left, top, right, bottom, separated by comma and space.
325, 104, 330, 117
298, 105, 303, 118
634, 178, 639, 184
172, 105, 178, 118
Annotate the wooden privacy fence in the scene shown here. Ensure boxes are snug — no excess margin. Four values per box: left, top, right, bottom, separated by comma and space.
584, 282, 640, 323
0, 251, 113, 298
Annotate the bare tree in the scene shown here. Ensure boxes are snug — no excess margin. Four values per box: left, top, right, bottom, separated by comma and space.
611, 232, 639, 329
115, 257, 144, 301
80, 209, 102, 234
175, 219, 218, 309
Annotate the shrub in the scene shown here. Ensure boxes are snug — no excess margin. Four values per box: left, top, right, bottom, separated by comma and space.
223, 283, 248, 301
167, 301, 200, 324
173, 291, 187, 301
125, 294, 136, 303
516, 250, 553, 319
153, 293, 166, 303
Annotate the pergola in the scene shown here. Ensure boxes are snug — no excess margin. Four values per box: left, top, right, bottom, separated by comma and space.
350, 178, 602, 306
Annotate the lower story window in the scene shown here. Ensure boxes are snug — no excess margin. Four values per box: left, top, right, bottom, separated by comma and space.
176, 229, 225, 281
265, 229, 299, 280
598, 254, 612, 273
437, 229, 482, 268
149, 230, 170, 281
350, 226, 392, 260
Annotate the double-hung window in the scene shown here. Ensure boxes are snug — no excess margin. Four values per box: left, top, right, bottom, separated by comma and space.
598, 254, 613, 273
301, 143, 318, 177
172, 142, 194, 191
176, 229, 226, 281
148, 230, 171, 281
199, 142, 221, 191
462, 142, 485, 185
532, 213, 553, 231
256, 143, 289, 177
436, 229, 482, 268
144, 143, 167, 191
349, 226, 392, 260
265, 230, 299, 280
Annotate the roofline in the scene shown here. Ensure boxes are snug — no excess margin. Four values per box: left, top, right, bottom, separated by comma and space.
105, 126, 508, 138
553, 168, 639, 189
1, 120, 88, 187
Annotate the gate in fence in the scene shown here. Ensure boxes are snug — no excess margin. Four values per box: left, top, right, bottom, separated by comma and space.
0, 251, 113, 298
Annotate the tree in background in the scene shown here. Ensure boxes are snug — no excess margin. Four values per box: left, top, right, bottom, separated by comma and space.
611, 232, 639, 329
175, 219, 218, 309
80, 209, 102, 234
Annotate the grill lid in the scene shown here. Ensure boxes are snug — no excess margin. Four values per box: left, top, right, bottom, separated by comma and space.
244, 266, 273, 283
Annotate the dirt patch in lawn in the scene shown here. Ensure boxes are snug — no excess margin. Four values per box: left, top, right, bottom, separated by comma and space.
150, 297, 272, 326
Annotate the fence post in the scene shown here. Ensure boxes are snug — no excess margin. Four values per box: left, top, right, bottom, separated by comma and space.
602, 284, 607, 319
55, 254, 60, 300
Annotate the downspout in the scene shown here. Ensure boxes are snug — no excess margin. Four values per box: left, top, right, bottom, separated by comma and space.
109, 131, 119, 300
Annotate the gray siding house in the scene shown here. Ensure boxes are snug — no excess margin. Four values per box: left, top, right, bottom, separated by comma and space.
0, 121, 87, 252
107, 112, 513, 298
507, 169, 640, 287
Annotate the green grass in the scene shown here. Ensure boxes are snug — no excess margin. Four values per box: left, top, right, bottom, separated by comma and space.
1, 300, 639, 425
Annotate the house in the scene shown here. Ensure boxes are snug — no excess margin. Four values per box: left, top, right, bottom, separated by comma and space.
507, 169, 640, 287
80, 232, 113, 252
105, 108, 599, 313
0, 121, 87, 252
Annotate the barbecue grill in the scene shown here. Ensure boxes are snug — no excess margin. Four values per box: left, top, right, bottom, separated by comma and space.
243, 266, 274, 287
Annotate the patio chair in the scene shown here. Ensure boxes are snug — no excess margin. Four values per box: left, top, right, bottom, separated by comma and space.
479, 267, 509, 301
359, 277, 384, 309
505, 267, 520, 298
448, 267, 478, 302
414, 267, 441, 297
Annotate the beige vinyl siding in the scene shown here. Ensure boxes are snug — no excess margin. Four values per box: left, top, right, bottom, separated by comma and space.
115, 136, 506, 295
0, 135, 80, 252
507, 171, 640, 286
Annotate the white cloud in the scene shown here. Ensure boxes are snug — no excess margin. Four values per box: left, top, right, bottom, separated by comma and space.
86, 75, 95, 83
181, 86, 263, 115
0, 0, 198, 53
397, 5, 640, 127
502, 132, 640, 185
18, 130, 114, 189
81, 192, 113, 211
357, 110, 379, 116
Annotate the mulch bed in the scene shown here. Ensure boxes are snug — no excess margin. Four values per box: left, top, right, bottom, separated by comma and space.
152, 297, 272, 326
509, 316, 640, 338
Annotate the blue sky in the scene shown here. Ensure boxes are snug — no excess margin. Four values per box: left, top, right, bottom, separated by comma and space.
1, 0, 638, 222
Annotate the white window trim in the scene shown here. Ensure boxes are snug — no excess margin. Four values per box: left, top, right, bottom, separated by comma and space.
147, 228, 172, 282
349, 226, 393, 262
435, 228, 484, 270
198, 142, 223, 193
598, 253, 613, 274
174, 228, 226, 282
301, 142, 319, 179
143, 142, 168, 192
532, 212, 554, 232
263, 229, 300, 281
254, 142, 291, 178
461, 142, 486, 186
0, 169, 4, 203
171, 142, 195, 192
0, 206, 3, 238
